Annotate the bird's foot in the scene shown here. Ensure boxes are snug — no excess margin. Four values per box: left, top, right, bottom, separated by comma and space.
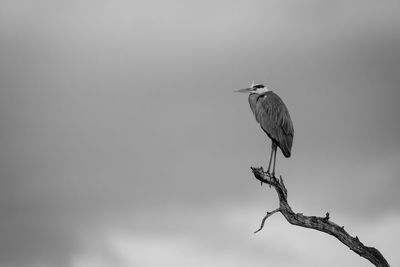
270, 172, 277, 181
264, 171, 273, 188
266, 171, 275, 179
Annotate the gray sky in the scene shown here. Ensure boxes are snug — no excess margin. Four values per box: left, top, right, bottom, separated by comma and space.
0, 1, 399, 266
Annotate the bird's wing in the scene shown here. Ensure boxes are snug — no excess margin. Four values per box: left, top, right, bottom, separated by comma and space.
249, 92, 294, 157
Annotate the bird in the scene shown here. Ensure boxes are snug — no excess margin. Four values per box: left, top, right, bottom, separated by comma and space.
235, 81, 294, 178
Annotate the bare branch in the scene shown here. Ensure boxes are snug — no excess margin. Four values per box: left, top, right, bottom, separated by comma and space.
254, 208, 281, 234
250, 167, 390, 267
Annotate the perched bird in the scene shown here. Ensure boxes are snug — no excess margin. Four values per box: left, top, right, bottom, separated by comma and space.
235, 81, 294, 177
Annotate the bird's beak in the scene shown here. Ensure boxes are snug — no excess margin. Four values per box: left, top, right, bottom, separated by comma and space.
234, 87, 252, 93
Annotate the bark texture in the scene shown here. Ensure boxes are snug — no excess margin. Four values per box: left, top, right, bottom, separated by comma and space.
251, 167, 389, 267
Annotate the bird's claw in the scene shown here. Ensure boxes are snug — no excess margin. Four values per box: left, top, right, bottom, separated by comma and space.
266, 171, 276, 179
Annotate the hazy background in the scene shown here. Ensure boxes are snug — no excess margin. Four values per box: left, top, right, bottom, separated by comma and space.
0, 1, 399, 266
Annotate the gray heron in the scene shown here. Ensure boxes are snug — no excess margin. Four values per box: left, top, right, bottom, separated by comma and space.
235, 81, 294, 177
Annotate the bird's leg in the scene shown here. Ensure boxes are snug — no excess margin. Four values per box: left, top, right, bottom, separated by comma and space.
262, 143, 275, 188
271, 144, 277, 178
266, 143, 274, 175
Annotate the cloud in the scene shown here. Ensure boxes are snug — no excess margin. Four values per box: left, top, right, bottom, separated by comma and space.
67, 206, 399, 267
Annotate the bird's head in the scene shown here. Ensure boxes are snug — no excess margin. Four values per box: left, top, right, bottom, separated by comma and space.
235, 81, 270, 95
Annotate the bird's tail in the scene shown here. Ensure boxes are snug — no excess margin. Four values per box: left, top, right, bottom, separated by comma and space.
280, 136, 292, 158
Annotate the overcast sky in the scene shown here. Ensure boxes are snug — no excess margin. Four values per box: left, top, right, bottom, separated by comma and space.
0, 1, 399, 266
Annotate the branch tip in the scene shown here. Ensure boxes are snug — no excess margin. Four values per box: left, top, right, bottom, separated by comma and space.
254, 208, 281, 234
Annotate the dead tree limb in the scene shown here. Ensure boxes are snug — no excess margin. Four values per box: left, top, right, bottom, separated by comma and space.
250, 166, 389, 267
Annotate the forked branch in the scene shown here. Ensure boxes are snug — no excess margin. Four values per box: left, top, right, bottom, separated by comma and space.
250, 167, 389, 267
